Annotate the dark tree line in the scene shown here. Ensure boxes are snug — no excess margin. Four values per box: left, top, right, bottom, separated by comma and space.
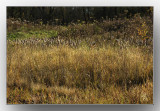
7, 7, 153, 25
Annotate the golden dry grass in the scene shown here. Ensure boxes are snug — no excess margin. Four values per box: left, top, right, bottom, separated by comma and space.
7, 44, 153, 104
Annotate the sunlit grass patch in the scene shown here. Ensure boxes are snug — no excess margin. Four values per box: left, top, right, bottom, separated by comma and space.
7, 43, 153, 104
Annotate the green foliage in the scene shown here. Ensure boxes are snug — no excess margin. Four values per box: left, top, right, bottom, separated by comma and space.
7, 30, 58, 40
7, 32, 24, 40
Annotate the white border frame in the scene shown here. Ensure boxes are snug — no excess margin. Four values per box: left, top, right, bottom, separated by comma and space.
1, 0, 160, 111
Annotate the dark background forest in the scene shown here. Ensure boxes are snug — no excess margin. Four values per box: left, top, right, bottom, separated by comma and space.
7, 7, 153, 25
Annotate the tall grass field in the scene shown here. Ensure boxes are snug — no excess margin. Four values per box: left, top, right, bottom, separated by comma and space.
7, 12, 153, 104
